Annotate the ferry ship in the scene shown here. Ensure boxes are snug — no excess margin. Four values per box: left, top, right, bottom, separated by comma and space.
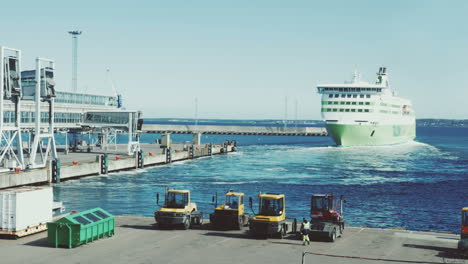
317, 67, 415, 146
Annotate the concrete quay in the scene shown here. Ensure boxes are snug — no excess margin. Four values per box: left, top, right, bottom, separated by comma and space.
142, 124, 328, 136
0, 216, 464, 264
0, 142, 233, 189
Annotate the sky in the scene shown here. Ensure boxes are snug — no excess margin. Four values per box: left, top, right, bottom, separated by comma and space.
1, 0, 467, 120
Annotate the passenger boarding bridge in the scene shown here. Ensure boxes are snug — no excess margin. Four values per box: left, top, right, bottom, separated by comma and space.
0, 46, 142, 171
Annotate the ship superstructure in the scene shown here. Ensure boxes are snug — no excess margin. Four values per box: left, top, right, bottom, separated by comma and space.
317, 67, 415, 146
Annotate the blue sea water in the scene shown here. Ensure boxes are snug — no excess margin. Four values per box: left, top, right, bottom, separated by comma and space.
54, 123, 468, 233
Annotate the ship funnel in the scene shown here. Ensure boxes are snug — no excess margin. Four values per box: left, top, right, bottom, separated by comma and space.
376, 67, 389, 86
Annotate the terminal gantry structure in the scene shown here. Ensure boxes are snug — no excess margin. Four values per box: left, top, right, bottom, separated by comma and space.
0, 46, 142, 172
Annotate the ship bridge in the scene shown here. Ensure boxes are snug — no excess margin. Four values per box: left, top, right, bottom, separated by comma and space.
317, 67, 390, 95
317, 86, 385, 94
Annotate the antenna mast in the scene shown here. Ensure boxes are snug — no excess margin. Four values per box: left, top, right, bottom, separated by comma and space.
284, 96, 288, 128
194, 97, 199, 129
294, 98, 298, 127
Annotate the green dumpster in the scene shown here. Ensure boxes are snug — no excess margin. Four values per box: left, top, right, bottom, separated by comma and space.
47, 208, 115, 248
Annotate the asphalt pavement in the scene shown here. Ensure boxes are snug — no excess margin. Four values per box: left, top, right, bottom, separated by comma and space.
0, 216, 465, 264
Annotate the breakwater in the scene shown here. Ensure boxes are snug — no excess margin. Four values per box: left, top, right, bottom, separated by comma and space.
142, 124, 327, 136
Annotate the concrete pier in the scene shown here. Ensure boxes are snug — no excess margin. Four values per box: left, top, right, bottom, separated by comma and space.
0, 216, 463, 264
142, 124, 327, 136
0, 143, 233, 189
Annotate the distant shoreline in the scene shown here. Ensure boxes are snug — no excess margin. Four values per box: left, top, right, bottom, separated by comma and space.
415, 119, 468, 128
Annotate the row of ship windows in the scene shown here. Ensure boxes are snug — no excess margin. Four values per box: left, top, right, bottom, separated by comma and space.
328, 94, 371, 99
322, 108, 372, 113
323, 101, 403, 109
323, 101, 372, 106
380, 103, 401, 108
322, 108, 402, 115
379, 110, 400, 114
3, 111, 82, 123
319, 87, 383, 93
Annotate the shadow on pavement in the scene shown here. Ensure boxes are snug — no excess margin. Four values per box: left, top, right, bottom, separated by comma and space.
0, 235, 19, 240
23, 237, 55, 248
202, 231, 301, 242
202, 231, 250, 239
120, 224, 157, 230
403, 243, 467, 260
270, 241, 302, 246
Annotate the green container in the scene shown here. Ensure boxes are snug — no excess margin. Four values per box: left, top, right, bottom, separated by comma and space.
47, 208, 115, 248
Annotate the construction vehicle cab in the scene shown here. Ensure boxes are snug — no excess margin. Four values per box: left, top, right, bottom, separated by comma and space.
249, 193, 296, 238
309, 194, 345, 242
210, 190, 250, 230
154, 189, 203, 229
458, 207, 468, 253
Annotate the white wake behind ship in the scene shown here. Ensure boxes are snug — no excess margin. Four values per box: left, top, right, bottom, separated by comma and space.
317, 67, 416, 146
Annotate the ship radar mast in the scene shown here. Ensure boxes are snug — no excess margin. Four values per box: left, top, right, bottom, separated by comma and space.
352, 70, 361, 83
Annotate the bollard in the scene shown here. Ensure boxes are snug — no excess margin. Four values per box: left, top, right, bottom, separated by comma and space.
189, 145, 194, 159
208, 143, 213, 156
100, 154, 108, 175
221, 142, 228, 154
52, 159, 61, 184
166, 147, 172, 163
137, 150, 144, 168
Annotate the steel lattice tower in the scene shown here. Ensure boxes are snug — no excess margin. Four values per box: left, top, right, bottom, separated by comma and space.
68, 30, 82, 92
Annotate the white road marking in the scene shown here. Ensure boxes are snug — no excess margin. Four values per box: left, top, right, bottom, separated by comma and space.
329, 227, 364, 250
206, 237, 232, 248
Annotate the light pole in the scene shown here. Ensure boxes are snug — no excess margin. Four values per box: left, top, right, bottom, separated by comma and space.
68, 30, 82, 92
